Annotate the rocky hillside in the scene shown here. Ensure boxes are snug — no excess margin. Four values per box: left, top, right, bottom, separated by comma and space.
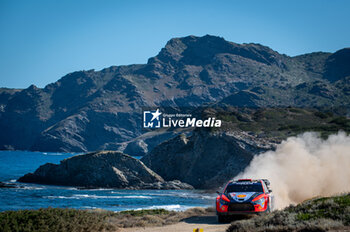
1, 35, 349, 152
18, 151, 193, 189
141, 129, 272, 189
141, 107, 350, 189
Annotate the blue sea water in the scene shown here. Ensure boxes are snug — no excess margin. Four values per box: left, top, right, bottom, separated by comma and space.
0, 151, 215, 212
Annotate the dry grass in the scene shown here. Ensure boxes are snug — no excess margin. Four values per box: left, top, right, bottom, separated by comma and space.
111, 207, 214, 228
0, 207, 215, 232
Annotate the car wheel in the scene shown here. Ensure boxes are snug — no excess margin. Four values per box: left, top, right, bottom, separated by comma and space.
266, 205, 271, 213
217, 215, 228, 223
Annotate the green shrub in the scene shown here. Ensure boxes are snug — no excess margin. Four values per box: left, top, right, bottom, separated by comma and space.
330, 116, 350, 127
226, 194, 350, 232
118, 208, 169, 217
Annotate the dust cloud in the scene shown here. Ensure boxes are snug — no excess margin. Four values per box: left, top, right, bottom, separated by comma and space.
235, 132, 350, 209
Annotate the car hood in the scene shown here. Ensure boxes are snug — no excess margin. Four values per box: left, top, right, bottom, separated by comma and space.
228, 192, 262, 202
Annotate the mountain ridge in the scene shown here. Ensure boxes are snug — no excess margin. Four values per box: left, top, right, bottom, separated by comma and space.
0, 34, 349, 152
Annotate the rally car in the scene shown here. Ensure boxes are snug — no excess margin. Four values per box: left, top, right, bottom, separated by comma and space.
216, 179, 274, 222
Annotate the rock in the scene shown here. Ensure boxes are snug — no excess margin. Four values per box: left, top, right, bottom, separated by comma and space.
141, 180, 194, 190
123, 140, 148, 156
325, 48, 350, 82
141, 129, 275, 189
17, 151, 192, 189
220, 90, 262, 107
0, 181, 17, 188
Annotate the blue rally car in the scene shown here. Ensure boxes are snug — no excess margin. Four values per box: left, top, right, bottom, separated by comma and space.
216, 179, 274, 222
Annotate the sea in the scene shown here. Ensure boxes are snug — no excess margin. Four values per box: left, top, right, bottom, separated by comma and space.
0, 151, 215, 212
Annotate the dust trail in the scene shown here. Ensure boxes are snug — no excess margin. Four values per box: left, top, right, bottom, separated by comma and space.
235, 132, 350, 209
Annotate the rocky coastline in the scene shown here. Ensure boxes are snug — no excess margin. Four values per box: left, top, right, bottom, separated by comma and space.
18, 151, 193, 190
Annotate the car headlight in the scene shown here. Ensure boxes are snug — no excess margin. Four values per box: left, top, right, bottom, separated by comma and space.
253, 197, 265, 205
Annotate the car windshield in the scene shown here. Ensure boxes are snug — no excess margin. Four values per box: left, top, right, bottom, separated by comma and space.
225, 183, 263, 193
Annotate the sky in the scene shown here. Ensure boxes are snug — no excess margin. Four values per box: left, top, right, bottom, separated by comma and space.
0, 0, 349, 88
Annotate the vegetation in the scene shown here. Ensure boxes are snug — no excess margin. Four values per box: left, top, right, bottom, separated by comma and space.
118, 208, 169, 217
0, 207, 214, 232
2, 195, 350, 232
0, 208, 117, 232
208, 106, 350, 140
226, 194, 350, 232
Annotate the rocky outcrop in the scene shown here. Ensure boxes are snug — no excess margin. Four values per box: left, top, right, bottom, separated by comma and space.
141, 180, 194, 190
141, 130, 275, 189
17, 151, 193, 189
325, 48, 350, 82
0, 181, 17, 189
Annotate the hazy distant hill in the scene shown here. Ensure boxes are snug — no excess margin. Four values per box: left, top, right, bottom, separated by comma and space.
0, 35, 349, 153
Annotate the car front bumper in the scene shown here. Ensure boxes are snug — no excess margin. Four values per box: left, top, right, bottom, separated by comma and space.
216, 202, 269, 215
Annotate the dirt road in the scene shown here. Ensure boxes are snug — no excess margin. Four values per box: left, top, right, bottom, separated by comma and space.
120, 215, 230, 232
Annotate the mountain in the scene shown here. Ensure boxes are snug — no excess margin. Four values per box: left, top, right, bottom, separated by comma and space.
0, 35, 349, 153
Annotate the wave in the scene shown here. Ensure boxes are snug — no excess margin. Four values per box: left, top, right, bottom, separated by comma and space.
42, 152, 74, 156
149, 193, 214, 200
84, 188, 114, 191
133, 204, 193, 211
44, 194, 153, 199
81, 206, 97, 209
21, 186, 45, 190
110, 191, 215, 200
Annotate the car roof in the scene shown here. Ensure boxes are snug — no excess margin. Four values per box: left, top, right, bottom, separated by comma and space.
224, 179, 268, 193
229, 179, 262, 184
